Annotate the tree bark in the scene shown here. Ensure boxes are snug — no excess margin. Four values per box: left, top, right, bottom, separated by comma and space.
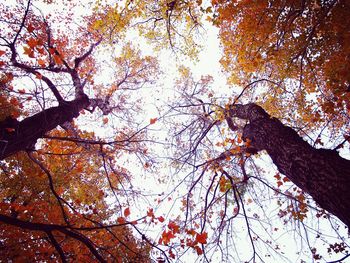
0, 95, 89, 160
227, 103, 350, 228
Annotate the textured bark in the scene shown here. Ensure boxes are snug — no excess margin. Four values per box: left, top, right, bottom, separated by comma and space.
228, 103, 350, 227
0, 95, 89, 160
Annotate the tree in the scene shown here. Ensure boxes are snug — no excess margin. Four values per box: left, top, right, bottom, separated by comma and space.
0, 0, 157, 261
206, 0, 350, 227
1, 0, 350, 262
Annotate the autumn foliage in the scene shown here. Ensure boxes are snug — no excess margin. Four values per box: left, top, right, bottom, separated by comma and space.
1, 0, 350, 262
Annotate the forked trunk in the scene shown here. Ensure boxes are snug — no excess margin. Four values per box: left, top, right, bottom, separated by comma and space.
0, 95, 89, 159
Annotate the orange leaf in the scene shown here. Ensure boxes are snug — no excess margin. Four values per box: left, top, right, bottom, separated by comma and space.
124, 207, 130, 217
195, 232, 208, 244
27, 38, 38, 49
147, 208, 155, 218
23, 46, 34, 58
160, 230, 175, 245
186, 228, 196, 236
53, 54, 63, 65
38, 59, 46, 67
150, 118, 157, 124
283, 177, 290, 182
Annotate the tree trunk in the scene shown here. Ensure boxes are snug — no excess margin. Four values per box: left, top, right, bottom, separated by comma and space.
0, 95, 89, 160
228, 103, 350, 228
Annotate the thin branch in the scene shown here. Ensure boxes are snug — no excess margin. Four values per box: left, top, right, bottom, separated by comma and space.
46, 231, 67, 263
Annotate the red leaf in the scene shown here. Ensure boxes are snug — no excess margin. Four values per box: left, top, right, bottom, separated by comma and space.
194, 245, 203, 255
36, 47, 46, 55
27, 24, 35, 33
147, 208, 155, 218
11, 111, 20, 119
10, 97, 19, 106
168, 221, 180, 234
274, 173, 281, 180
0, 50, 6, 56
150, 118, 157, 124
195, 232, 208, 244
283, 177, 290, 182
124, 207, 130, 217
117, 217, 126, 224
49, 47, 56, 55
157, 216, 165, 223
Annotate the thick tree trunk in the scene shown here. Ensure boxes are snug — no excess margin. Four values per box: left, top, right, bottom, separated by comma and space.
0, 95, 89, 160
228, 103, 350, 228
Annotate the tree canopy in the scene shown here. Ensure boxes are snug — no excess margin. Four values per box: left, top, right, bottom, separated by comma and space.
0, 0, 350, 262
